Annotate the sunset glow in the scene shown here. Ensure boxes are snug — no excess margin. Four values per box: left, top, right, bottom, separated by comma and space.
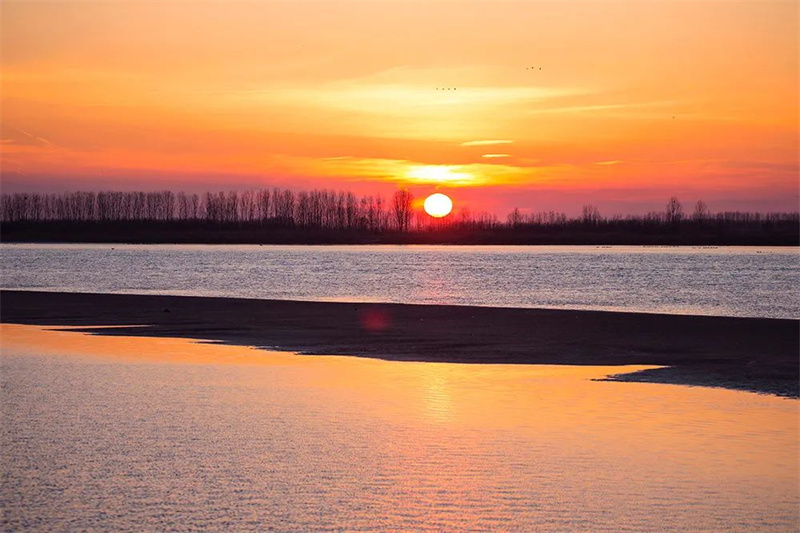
408, 166, 473, 185
2, 2, 798, 526
1, 1, 797, 214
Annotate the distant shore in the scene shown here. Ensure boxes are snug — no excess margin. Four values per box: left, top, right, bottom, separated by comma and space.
1, 290, 798, 397
2, 221, 798, 246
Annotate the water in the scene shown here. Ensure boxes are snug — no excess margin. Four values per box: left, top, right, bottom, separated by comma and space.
2, 244, 798, 319
1, 325, 797, 532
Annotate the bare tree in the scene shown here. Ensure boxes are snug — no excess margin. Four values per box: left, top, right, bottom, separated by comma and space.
177, 192, 190, 220
295, 191, 311, 227
257, 189, 271, 223
240, 190, 256, 222
374, 195, 386, 231
581, 204, 601, 226
273, 189, 295, 226
693, 200, 709, 223
666, 196, 684, 225
392, 189, 413, 231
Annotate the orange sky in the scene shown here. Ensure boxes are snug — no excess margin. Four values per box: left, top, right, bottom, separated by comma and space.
1, 1, 798, 215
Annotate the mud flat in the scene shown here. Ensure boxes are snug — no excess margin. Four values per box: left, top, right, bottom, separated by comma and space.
1, 290, 797, 397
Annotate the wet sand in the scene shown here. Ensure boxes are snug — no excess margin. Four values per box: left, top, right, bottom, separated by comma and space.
1, 290, 797, 397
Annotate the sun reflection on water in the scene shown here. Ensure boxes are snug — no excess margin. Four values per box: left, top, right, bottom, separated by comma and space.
419, 365, 455, 424
1, 324, 798, 532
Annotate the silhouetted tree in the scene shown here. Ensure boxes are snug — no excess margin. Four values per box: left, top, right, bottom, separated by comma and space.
257, 189, 271, 223
392, 189, 413, 231
582, 204, 601, 226
693, 200, 709, 223
666, 196, 684, 225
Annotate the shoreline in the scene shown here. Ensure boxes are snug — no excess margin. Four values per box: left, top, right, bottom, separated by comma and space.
4, 242, 799, 248
1, 290, 798, 397
2, 221, 798, 246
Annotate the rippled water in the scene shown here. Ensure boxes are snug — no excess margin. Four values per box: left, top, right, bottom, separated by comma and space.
2, 244, 798, 318
1, 325, 798, 532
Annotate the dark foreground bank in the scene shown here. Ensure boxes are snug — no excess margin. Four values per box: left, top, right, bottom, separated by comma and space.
1, 290, 798, 397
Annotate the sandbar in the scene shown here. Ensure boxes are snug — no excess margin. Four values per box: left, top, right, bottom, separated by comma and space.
1, 290, 797, 397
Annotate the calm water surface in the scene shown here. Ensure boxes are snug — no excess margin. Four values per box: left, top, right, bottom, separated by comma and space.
2, 244, 798, 318
1, 325, 798, 532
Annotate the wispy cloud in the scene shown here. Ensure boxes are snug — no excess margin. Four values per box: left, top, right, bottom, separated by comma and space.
594, 160, 622, 165
527, 101, 678, 117
482, 154, 511, 158
10, 126, 52, 146
461, 140, 513, 147
251, 84, 579, 113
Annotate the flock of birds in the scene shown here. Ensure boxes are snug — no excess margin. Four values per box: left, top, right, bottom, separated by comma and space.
435, 66, 542, 91
432, 65, 678, 120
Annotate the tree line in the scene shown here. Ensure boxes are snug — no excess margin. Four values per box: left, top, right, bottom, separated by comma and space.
507, 197, 798, 230
3, 189, 797, 229
0, 188, 491, 231
1, 189, 797, 245
0, 189, 408, 231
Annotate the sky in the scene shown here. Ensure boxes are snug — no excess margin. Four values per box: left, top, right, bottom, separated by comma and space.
1, 0, 798, 216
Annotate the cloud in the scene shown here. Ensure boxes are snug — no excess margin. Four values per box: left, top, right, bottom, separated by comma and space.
482, 154, 511, 158
526, 100, 678, 117
5, 126, 52, 146
461, 140, 514, 147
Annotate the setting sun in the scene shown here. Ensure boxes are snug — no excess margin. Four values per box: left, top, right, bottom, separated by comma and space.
424, 193, 453, 218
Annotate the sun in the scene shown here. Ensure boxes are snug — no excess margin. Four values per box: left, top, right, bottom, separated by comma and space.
423, 193, 453, 218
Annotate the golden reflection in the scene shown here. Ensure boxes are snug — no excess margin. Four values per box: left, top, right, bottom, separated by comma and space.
419, 364, 455, 424
2, 324, 798, 530
0, 324, 304, 367
2, 323, 797, 455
